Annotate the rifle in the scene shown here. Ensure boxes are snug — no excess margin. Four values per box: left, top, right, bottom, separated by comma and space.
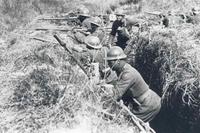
144, 11, 161, 15
53, 34, 90, 78
30, 37, 57, 44
34, 27, 84, 32
38, 17, 78, 21
144, 11, 164, 18
35, 28, 72, 32
117, 102, 156, 133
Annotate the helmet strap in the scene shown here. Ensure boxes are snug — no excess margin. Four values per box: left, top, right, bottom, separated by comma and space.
110, 59, 120, 71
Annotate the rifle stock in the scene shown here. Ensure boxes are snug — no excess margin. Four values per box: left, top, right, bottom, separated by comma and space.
53, 34, 90, 78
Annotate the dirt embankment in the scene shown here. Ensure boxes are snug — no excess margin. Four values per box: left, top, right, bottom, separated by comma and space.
1, 0, 200, 133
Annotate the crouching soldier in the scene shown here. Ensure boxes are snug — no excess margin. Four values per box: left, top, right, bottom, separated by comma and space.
73, 16, 105, 45
72, 36, 117, 82
72, 9, 92, 43
105, 46, 161, 122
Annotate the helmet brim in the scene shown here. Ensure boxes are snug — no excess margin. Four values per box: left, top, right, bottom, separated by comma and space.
85, 42, 102, 49
91, 22, 100, 27
79, 14, 90, 17
105, 54, 127, 60
115, 13, 125, 16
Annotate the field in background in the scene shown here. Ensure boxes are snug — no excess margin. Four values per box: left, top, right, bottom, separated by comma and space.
0, 0, 199, 34
0, 0, 200, 133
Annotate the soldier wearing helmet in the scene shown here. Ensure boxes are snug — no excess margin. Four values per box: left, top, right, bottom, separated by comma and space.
89, 17, 101, 32
108, 9, 130, 49
72, 8, 92, 43
74, 7, 94, 31
88, 17, 107, 45
105, 46, 161, 122
72, 36, 117, 81
74, 16, 106, 46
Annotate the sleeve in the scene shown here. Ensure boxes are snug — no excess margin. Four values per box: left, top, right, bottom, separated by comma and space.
110, 21, 118, 36
74, 32, 86, 43
72, 50, 91, 64
82, 18, 91, 29
113, 72, 134, 101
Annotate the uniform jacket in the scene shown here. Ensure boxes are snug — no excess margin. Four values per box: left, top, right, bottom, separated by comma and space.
113, 63, 161, 122
73, 47, 108, 72
110, 20, 130, 49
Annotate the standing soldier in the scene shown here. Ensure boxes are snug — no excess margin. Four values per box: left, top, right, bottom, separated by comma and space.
105, 46, 161, 122
108, 9, 130, 49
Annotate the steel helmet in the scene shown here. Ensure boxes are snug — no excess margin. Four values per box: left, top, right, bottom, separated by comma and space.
115, 9, 125, 16
79, 8, 90, 17
106, 46, 127, 60
90, 17, 101, 27
84, 36, 102, 49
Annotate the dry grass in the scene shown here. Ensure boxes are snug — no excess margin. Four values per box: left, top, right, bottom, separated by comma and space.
130, 23, 200, 132
0, 11, 141, 132
1, 0, 200, 133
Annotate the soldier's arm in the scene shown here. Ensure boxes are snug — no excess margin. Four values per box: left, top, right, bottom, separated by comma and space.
112, 71, 134, 101
72, 49, 89, 58
71, 45, 85, 52
108, 34, 115, 48
108, 21, 118, 47
74, 32, 87, 43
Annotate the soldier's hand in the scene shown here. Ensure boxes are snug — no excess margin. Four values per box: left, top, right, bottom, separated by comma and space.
100, 83, 114, 96
117, 26, 123, 31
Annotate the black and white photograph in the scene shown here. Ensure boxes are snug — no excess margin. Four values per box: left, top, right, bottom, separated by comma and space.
0, 0, 200, 133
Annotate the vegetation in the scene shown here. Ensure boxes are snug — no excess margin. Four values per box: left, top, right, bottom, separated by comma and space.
0, 0, 200, 133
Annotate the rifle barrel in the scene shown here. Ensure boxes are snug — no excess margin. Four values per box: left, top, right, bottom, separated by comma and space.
35, 28, 71, 31
39, 17, 77, 20
53, 34, 90, 78
144, 11, 161, 15
30, 37, 57, 44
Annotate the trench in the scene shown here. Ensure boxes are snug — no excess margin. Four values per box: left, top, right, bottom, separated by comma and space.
130, 30, 200, 133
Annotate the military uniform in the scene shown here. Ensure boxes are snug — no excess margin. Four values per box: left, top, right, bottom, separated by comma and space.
82, 17, 93, 29
76, 47, 108, 71
90, 29, 106, 45
73, 47, 117, 82
112, 63, 161, 122
74, 17, 106, 45
110, 20, 130, 49
74, 17, 92, 43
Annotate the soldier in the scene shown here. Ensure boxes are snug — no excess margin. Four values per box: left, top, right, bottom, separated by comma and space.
73, 8, 92, 43
76, 7, 91, 28
108, 9, 130, 49
89, 17, 107, 46
74, 17, 106, 45
105, 46, 161, 122
72, 36, 117, 82
88, 17, 102, 34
